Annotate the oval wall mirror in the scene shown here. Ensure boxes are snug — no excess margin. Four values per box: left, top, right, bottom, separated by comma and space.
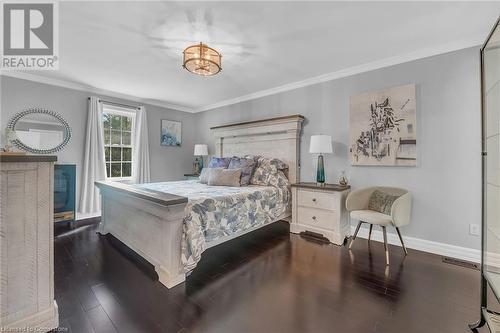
7, 108, 72, 154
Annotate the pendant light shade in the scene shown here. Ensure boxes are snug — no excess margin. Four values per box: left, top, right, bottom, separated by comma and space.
183, 42, 222, 76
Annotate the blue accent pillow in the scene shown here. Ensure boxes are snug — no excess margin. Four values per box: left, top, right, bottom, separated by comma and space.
208, 157, 231, 169
228, 157, 256, 185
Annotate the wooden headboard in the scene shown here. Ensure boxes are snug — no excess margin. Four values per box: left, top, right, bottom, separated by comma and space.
210, 115, 304, 184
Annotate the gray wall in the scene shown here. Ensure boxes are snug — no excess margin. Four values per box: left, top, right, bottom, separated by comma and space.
0, 76, 198, 216
195, 47, 482, 250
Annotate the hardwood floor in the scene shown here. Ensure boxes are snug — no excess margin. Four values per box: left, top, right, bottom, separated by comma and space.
54, 220, 485, 333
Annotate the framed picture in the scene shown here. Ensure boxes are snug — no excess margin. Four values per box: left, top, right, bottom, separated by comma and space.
349, 84, 416, 166
160, 119, 181, 146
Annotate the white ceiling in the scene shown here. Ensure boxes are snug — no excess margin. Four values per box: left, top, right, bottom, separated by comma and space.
6, 1, 500, 112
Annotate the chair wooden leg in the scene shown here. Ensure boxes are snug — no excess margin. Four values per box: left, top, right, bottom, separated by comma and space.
382, 226, 389, 265
395, 227, 408, 255
368, 224, 373, 241
349, 221, 363, 250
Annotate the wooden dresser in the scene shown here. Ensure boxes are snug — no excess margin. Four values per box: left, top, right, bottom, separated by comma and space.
290, 182, 350, 245
0, 155, 59, 331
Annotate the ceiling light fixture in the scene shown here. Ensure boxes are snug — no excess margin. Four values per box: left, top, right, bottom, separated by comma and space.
183, 42, 222, 76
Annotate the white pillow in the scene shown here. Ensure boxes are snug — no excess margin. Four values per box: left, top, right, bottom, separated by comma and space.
208, 168, 242, 187
199, 167, 220, 184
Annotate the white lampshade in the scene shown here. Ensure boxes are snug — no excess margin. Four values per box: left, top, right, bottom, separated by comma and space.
309, 135, 333, 154
194, 144, 208, 156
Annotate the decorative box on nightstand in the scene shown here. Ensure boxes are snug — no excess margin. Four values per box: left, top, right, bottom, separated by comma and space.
290, 182, 350, 245
184, 173, 200, 180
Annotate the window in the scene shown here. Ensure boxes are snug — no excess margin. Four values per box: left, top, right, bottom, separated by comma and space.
102, 105, 135, 180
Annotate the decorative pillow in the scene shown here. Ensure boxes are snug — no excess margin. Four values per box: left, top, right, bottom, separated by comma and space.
270, 170, 290, 188
228, 157, 256, 185
368, 190, 399, 215
208, 168, 242, 187
199, 167, 221, 184
271, 158, 288, 171
207, 157, 231, 169
250, 157, 289, 185
256, 156, 288, 170
244, 155, 261, 165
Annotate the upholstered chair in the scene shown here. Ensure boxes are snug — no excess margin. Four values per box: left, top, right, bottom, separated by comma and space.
345, 187, 412, 265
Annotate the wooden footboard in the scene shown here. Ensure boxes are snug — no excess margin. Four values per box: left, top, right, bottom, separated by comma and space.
96, 181, 292, 289
95, 181, 188, 288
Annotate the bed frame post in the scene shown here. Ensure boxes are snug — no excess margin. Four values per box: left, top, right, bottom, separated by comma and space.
96, 182, 188, 289
97, 197, 108, 235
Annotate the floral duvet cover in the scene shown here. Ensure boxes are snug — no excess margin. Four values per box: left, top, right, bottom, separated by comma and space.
135, 180, 290, 272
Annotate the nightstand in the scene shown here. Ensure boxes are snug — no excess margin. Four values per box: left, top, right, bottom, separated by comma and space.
290, 182, 350, 245
184, 173, 200, 180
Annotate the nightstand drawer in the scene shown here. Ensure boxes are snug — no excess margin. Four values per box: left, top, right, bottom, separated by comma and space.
298, 206, 337, 231
298, 189, 336, 211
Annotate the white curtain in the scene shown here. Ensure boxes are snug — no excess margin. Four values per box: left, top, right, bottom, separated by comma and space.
79, 97, 106, 215
132, 106, 151, 183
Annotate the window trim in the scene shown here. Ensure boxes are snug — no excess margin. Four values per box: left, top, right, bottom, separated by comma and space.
102, 105, 136, 181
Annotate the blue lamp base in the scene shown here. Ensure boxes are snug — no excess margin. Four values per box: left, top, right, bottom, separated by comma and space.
316, 154, 325, 185
198, 156, 204, 172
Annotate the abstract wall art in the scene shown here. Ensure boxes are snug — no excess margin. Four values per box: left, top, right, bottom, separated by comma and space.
161, 119, 182, 146
349, 84, 416, 166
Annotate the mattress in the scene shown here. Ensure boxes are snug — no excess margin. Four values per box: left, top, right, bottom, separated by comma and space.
135, 180, 290, 271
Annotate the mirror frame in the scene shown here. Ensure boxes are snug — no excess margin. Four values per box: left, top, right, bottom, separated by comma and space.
7, 108, 72, 154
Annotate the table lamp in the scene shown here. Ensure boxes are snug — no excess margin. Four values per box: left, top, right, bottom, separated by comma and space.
309, 135, 333, 185
194, 144, 208, 172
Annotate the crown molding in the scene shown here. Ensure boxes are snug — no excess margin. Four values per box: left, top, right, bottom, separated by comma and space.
0, 71, 195, 113
194, 35, 484, 113
1, 35, 483, 114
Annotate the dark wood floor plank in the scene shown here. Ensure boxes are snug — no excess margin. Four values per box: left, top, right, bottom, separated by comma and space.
63, 312, 95, 333
55, 291, 95, 333
56, 288, 86, 321
92, 283, 162, 333
86, 305, 118, 333
53, 220, 485, 333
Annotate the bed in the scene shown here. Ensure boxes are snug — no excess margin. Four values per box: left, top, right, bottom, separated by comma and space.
95, 115, 304, 288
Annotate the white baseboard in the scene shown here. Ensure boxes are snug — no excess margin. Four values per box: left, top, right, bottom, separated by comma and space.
486, 252, 500, 269
76, 212, 101, 221
350, 225, 481, 263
